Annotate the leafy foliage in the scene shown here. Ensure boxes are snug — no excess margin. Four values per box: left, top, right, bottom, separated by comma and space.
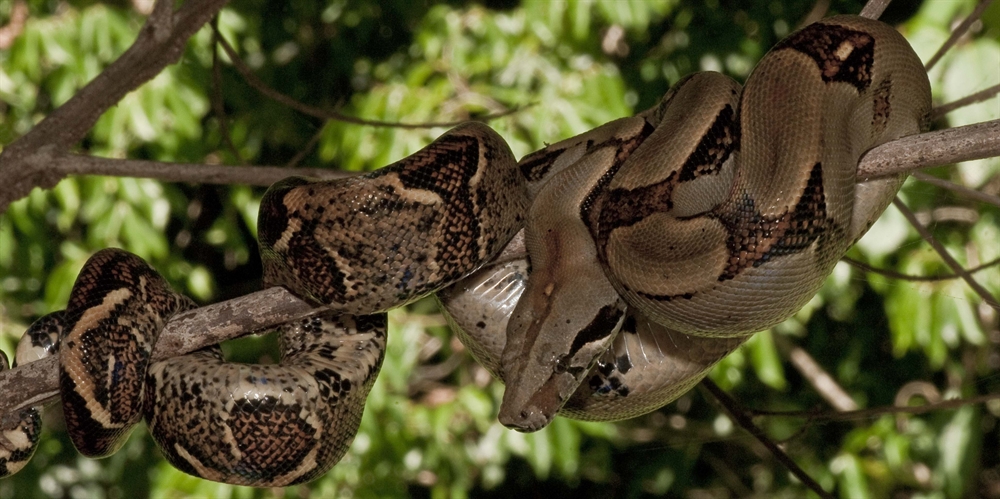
1, 0, 998, 497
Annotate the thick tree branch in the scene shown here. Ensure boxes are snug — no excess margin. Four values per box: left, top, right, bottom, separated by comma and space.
0, 287, 315, 415
857, 119, 1000, 179
0, 119, 993, 207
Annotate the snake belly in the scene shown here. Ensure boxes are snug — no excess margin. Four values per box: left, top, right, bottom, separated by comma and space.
443, 15, 931, 431
2, 123, 525, 486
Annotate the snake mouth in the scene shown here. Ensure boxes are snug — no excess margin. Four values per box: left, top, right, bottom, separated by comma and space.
498, 406, 552, 433
497, 363, 581, 432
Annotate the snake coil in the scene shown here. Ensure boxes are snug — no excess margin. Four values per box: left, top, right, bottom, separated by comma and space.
2, 15, 930, 486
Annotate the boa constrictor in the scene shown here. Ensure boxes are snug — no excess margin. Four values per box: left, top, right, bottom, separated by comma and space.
1, 15, 930, 486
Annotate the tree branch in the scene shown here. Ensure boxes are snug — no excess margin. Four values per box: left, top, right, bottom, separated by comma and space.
211, 27, 522, 129
893, 197, 1000, 310
701, 379, 835, 499
0, 0, 231, 214
932, 83, 1000, 121
0, 119, 991, 208
912, 171, 1000, 208
924, 0, 994, 72
55, 154, 352, 185
856, 119, 1000, 179
0, 287, 315, 415
747, 391, 1000, 422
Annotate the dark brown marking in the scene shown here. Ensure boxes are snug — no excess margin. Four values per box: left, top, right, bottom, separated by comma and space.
871, 77, 892, 138
774, 23, 875, 92
717, 162, 832, 281
257, 176, 309, 249
579, 120, 657, 232
677, 104, 740, 182
593, 105, 739, 255
518, 147, 565, 183
567, 304, 625, 358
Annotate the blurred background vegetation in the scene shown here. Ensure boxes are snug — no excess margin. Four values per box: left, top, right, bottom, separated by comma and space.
1, 0, 998, 497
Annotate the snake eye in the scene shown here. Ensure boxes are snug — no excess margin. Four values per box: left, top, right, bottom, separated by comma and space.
553, 355, 568, 374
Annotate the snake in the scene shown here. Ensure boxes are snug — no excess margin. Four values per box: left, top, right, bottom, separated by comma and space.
0, 15, 930, 486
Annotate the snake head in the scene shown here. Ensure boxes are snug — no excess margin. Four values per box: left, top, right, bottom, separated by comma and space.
497, 268, 625, 432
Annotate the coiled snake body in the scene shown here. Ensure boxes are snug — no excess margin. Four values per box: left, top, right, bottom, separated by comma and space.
1, 16, 930, 486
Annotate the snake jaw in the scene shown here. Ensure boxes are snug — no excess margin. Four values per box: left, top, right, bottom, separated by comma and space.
498, 263, 626, 432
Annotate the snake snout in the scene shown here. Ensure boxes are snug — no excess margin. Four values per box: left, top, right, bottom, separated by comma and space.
497, 405, 550, 433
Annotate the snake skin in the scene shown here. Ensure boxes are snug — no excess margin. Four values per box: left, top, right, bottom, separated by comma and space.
446, 16, 930, 431
1, 15, 930, 486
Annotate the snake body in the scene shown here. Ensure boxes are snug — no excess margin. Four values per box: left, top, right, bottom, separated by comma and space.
450, 15, 930, 431
1, 15, 930, 486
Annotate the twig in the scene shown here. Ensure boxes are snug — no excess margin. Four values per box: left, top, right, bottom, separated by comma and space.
701, 450, 755, 496
285, 125, 328, 168
892, 197, 1000, 310
773, 335, 858, 411
210, 16, 245, 165
912, 171, 1000, 208
211, 27, 521, 129
859, 0, 890, 20
931, 83, 1000, 121
0, 0, 28, 50
0, 287, 315, 415
842, 255, 1000, 282
924, 0, 994, 72
748, 392, 1000, 423
701, 379, 835, 499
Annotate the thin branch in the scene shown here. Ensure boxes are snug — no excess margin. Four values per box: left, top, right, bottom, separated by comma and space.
701, 450, 755, 496
924, 0, 994, 72
912, 171, 1000, 208
859, 0, 890, 20
931, 83, 1000, 121
285, 125, 328, 168
210, 16, 246, 165
748, 392, 1000, 423
701, 379, 835, 499
0, 287, 315, 415
857, 119, 1000, 179
56, 154, 352, 185
773, 335, 858, 411
893, 197, 1000, 310
211, 27, 521, 129
842, 255, 1000, 282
